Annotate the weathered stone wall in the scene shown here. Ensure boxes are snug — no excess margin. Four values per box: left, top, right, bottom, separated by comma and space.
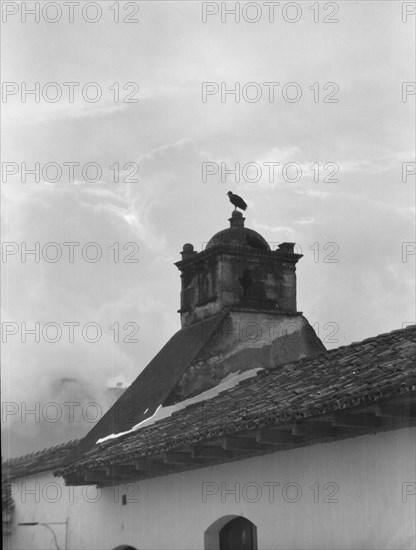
166, 311, 325, 403
176, 245, 302, 328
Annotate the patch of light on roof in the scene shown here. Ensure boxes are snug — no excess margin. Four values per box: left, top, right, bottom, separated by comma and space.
96, 405, 163, 444
96, 366, 263, 445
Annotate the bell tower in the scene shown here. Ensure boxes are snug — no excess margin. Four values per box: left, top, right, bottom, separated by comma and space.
175, 211, 303, 328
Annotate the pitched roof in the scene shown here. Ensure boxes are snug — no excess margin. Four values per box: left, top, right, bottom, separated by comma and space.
2, 477, 14, 535
57, 325, 416, 476
3, 440, 79, 480
63, 313, 227, 465
2, 477, 15, 510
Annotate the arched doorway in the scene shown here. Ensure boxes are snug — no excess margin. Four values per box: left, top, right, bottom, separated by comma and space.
220, 517, 257, 550
205, 516, 258, 550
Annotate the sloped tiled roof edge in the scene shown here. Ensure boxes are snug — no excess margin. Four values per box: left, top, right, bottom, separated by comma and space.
3, 440, 80, 480
56, 325, 416, 475
2, 476, 15, 536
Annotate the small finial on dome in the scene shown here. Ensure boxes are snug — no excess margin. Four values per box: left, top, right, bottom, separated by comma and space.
229, 210, 245, 228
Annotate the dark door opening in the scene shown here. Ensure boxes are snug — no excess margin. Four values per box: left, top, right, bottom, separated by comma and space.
219, 517, 257, 550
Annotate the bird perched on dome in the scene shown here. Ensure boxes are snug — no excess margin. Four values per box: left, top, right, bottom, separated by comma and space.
227, 191, 247, 211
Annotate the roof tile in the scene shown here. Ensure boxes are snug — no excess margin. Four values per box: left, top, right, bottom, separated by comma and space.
56, 325, 416, 475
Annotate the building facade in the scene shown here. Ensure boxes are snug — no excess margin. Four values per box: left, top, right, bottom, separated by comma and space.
3, 214, 416, 550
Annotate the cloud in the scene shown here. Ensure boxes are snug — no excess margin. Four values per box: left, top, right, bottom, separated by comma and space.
2, 0, 414, 457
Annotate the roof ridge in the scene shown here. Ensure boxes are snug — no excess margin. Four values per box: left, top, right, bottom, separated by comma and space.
281, 325, 416, 369
351, 325, 415, 345
4, 439, 81, 465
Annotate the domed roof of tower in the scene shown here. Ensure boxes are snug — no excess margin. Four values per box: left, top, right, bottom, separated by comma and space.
206, 211, 270, 251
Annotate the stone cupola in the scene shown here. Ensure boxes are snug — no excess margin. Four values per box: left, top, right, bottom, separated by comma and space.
175, 211, 303, 328
62, 211, 325, 466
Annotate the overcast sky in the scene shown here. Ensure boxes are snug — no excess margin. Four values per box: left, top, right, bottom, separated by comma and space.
1, 0, 415, 457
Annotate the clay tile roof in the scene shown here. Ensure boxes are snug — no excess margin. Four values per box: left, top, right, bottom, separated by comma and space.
56, 324, 416, 475
3, 440, 80, 480
2, 476, 15, 535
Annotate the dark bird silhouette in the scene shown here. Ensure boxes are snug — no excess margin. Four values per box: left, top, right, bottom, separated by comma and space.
227, 191, 247, 211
